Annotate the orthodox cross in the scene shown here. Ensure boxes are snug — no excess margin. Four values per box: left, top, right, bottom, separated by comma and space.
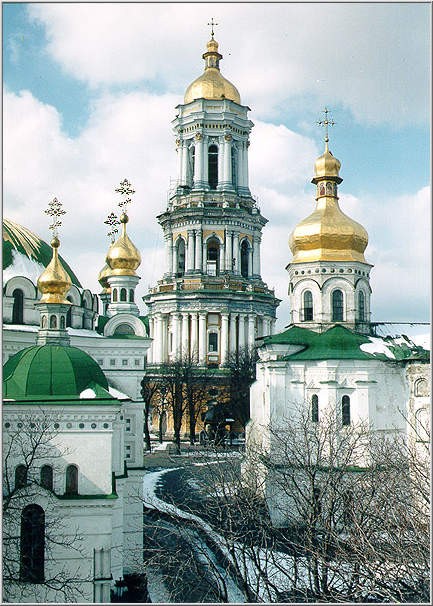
104, 212, 120, 242
317, 107, 335, 143
44, 197, 66, 237
208, 18, 218, 38
115, 178, 135, 213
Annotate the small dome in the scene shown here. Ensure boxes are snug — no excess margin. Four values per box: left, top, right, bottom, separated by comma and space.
3, 218, 81, 287
184, 38, 241, 105
37, 236, 72, 304
106, 213, 141, 276
98, 262, 112, 291
3, 344, 111, 400
313, 147, 341, 181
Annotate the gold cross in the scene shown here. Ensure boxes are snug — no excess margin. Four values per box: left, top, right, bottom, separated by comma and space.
317, 107, 335, 143
44, 197, 66, 236
208, 18, 218, 38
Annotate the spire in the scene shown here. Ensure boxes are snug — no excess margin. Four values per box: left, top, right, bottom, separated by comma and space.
317, 107, 335, 153
36, 197, 71, 346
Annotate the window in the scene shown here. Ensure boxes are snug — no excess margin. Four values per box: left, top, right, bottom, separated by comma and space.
240, 240, 249, 277
206, 238, 219, 276
112, 289, 118, 302
110, 359, 116, 366
12, 289, 24, 324
125, 418, 131, 432
120, 288, 127, 302
15, 464, 27, 489
311, 395, 319, 423
20, 505, 45, 583
65, 464, 78, 495
231, 146, 238, 189
60, 315, 65, 329
342, 395, 351, 426
134, 359, 141, 366
188, 146, 195, 186
41, 315, 47, 329
208, 144, 218, 189
40, 465, 53, 490
49, 315, 57, 329
176, 239, 185, 276
358, 291, 365, 322
129, 289, 134, 302
114, 323, 134, 335
303, 291, 313, 321
122, 359, 128, 366
208, 332, 218, 353
332, 289, 344, 321
125, 445, 131, 460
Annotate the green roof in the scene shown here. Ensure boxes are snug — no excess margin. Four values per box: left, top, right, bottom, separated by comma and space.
262, 324, 430, 362
3, 218, 82, 288
3, 345, 112, 400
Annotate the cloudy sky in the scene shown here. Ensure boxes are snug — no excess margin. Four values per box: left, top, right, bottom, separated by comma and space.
3, 2, 431, 335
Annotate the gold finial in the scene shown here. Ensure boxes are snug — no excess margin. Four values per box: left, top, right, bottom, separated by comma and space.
44, 197, 66, 237
104, 212, 120, 243
317, 107, 335, 151
207, 17, 218, 39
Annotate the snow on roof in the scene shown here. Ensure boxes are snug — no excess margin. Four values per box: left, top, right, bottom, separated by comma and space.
69, 328, 103, 338
360, 337, 396, 359
80, 388, 96, 399
108, 386, 130, 400
3, 250, 45, 285
3, 324, 38, 333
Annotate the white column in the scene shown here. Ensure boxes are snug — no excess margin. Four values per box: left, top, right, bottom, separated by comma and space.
155, 314, 163, 364
167, 233, 173, 274
147, 317, 154, 363
229, 313, 237, 354
233, 233, 240, 274
238, 143, 245, 189
171, 313, 180, 358
190, 312, 198, 362
198, 312, 207, 365
181, 312, 189, 357
248, 245, 253, 278
223, 135, 232, 189
162, 314, 169, 363
225, 230, 233, 273
187, 230, 195, 272
244, 140, 250, 188
253, 235, 261, 276
193, 135, 204, 188
177, 140, 184, 186
195, 229, 203, 271
219, 242, 225, 274
238, 314, 246, 350
221, 313, 229, 364
217, 141, 224, 189
248, 314, 256, 347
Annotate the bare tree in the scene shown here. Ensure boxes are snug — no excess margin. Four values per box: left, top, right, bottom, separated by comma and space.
2, 412, 88, 602
140, 376, 160, 450
225, 346, 258, 428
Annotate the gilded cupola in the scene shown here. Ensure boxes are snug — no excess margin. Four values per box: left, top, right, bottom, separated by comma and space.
184, 36, 241, 105
106, 212, 141, 276
98, 262, 112, 292
37, 235, 72, 303
289, 133, 368, 264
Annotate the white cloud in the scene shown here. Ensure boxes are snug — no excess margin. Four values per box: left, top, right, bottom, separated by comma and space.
26, 2, 430, 125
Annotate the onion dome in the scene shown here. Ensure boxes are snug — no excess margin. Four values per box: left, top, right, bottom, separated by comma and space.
106, 212, 141, 276
98, 262, 112, 292
3, 218, 81, 287
3, 344, 112, 400
184, 37, 241, 105
289, 142, 368, 263
37, 236, 72, 304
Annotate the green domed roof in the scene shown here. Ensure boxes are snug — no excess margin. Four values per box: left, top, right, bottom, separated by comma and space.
3, 345, 112, 400
3, 218, 82, 288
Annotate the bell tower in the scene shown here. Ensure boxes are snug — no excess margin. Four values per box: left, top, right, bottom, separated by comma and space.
287, 109, 373, 333
144, 32, 280, 367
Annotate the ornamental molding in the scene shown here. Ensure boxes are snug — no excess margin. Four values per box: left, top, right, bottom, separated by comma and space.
224, 134, 233, 141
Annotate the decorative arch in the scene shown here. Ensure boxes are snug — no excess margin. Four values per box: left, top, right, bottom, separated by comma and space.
332, 289, 344, 322
240, 239, 250, 277
20, 504, 45, 583
206, 236, 220, 276
175, 237, 186, 277
65, 464, 78, 495
40, 465, 53, 490
114, 323, 135, 336
81, 289, 93, 309
415, 378, 429, 397
65, 284, 81, 306
103, 313, 148, 337
4, 276, 37, 299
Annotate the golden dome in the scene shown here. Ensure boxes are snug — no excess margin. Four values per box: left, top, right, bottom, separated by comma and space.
37, 236, 72, 304
98, 262, 112, 292
289, 142, 368, 263
184, 38, 241, 105
106, 212, 141, 275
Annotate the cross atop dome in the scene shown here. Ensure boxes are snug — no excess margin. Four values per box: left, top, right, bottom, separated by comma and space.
317, 107, 335, 150
207, 17, 219, 39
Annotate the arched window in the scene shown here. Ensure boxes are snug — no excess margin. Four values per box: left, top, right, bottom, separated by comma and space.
40, 465, 53, 491
65, 464, 78, 495
208, 332, 218, 353
188, 146, 195, 186
15, 464, 27, 489
112, 289, 118, 302
129, 289, 134, 302
12, 289, 24, 324
415, 378, 429, 397
66, 297, 73, 327
231, 146, 238, 189
358, 291, 365, 322
49, 315, 57, 329
114, 323, 135, 335
342, 395, 351, 426
120, 288, 127, 302
303, 291, 313, 321
176, 239, 186, 276
206, 238, 219, 276
41, 315, 47, 329
332, 290, 344, 322
240, 240, 249, 277
208, 145, 218, 189
20, 504, 45, 583
311, 395, 319, 422
60, 315, 65, 329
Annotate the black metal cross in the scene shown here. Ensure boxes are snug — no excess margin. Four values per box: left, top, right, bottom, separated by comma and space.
317, 107, 335, 143
208, 18, 218, 38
